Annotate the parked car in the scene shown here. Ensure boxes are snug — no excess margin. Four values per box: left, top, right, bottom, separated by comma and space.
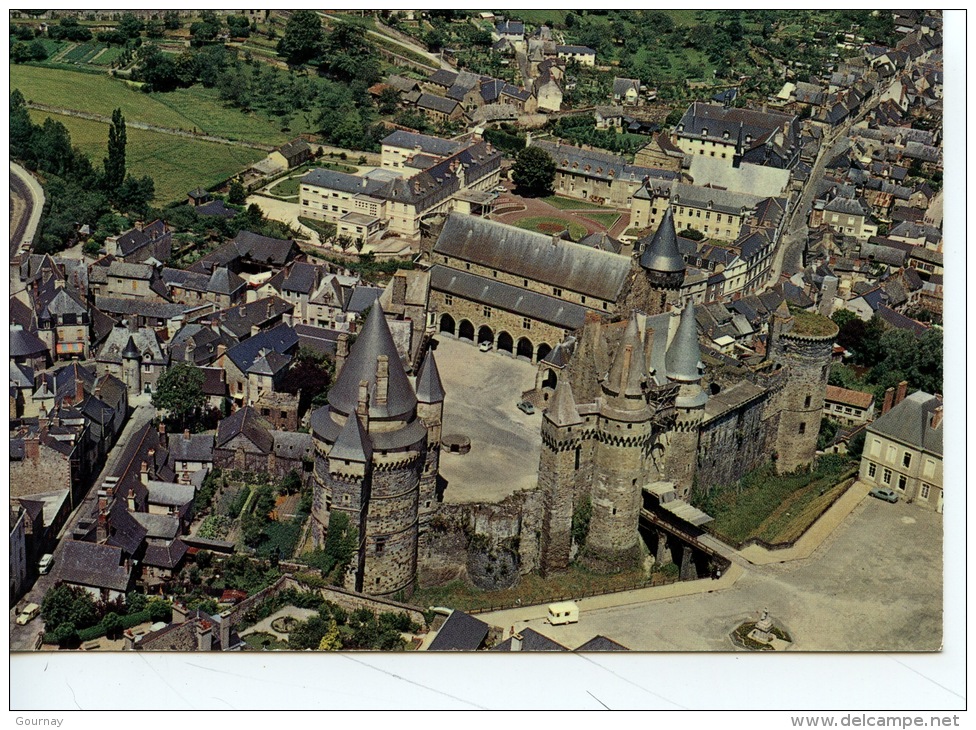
517, 401, 535, 415
869, 487, 898, 503
16, 603, 40, 625
479, 341, 492, 352
38, 554, 54, 574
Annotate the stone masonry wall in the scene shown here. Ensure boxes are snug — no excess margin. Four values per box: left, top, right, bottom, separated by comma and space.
361, 452, 421, 598
770, 332, 835, 473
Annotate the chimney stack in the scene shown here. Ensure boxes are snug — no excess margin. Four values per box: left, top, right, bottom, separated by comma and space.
882, 387, 895, 415
375, 356, 389, 406
147, 449, 157, 480
511, 632, 523, 652
336, 333, 350, 375
140, 461, 149, 485
75, 378, 86, 405
172, 603, 189, 625
127, 488, 136, 512
196, 620, 214, 651
931, 405, 943, 430
158, 422, 167, 448
895, 380, 908, 407
24, 435, 40, 463
184, 428, 191, 442
357, 379, 370, 422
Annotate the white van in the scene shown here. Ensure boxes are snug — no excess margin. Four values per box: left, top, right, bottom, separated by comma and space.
546, 601, 579, 625
38, 554, 54, 574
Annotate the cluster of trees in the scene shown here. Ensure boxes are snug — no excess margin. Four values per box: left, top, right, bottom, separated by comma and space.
830, 310, 943, 399
41, 585, 171, 647
278, 346, 335, 409
548, 114, 650, 156
276, 11, 382, 86
151, 362, 206, 431
288, 602, 419, 651
11, 91, 155, 254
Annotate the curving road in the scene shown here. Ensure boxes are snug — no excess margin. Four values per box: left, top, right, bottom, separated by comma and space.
9, 171, 33, 259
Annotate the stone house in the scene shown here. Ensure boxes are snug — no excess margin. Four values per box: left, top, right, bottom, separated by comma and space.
104, 220, 172, 264
612, 77, 640, 104
213, 406, 313, 479
56, 540, 134, 602
811, 197, 878, 242
415, 94, 470, 124
268, 138, 313, 170
673, 102, 801, 170
823, 385, 875, 426
35, 287, 90, 361
859, 388, 943, 511
557, 45, 596, 66
530, 139, 679, 208
105, 261, 170, 301
95, 321, 169, 394
220, 323, 298, 406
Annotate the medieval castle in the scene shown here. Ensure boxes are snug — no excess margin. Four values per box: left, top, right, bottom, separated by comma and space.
308, 208, 837, 597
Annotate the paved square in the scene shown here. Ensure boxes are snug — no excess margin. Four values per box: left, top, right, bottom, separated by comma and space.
431, 334, 542, 504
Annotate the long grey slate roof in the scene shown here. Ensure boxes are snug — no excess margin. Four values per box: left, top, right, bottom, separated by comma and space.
433, 213, 631, 302
428, 610, 490, 651
328, 304, 416, 421
430, 265, 588, 331
58, 540, 131, 592
381, 130, 466, 158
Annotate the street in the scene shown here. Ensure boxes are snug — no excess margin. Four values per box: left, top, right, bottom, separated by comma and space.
9, 399, 156, 651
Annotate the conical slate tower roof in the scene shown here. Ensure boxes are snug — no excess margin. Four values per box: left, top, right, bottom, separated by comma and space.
639, 207, 685, 273
329, 414, 373, 463
665, 302, 703, 382
327, 304, 417, 420
545, 377, 582, 427
122, 336, 141, 359
415, 349, 445, 404
605, 314, 646, 401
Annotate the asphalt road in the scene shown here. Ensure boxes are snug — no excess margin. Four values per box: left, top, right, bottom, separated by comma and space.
9, 171, 32, 260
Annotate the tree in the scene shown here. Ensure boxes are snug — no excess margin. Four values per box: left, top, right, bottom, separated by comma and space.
102, 611, 123, 639
228, 180, 247, 205
41, 585, 99, 631
117, 12, 145, 39
103, 108, 127, 193
163, 11, 182, 30
151, 362, 205, 431
377, 86, 401, 115
511, 146, 556, 197
318, 618, 343, 650
227, 14, 250, 38
277, 9, 323, 66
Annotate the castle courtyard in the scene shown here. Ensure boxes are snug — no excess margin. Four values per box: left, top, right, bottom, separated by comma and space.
432, 334, 543, 504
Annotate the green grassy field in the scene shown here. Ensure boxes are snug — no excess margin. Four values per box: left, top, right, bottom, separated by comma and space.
581, 211, 621, 229
542, 194, 609, 211
29, 110, 263, 204
11, 65, 293, 146
513, 216, 588, 241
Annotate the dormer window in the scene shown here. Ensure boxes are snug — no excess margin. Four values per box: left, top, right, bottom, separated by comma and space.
723, 130, 730, 140
701, 128, 708, 136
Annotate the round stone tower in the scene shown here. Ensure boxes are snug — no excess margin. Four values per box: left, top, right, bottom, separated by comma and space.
663, 302, 707, 499
309, 305, 427, 598
625, 206, 686, 316
585, 315, 651, 571
538, 377, 584, 576
767, 306, 838, 474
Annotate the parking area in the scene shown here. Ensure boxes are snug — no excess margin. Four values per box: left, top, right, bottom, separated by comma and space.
493, 495, 943, 651
432, 334, 542, 504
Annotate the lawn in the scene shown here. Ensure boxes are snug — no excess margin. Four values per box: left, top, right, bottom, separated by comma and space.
702, 456, 858, 545
29, 110, 263, 204
513, 216, 588, 241
11, 65, 294, 146
148, 85, 291, 145
581, 212, 621, 229
92, 46, 128, 67
269, 176, 301, 198
542, 194, 610, 211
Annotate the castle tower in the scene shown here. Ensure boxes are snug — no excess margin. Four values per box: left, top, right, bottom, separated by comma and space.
310, 305, 426, 597
538, 377, 583, 576
414, 348, 445, 539
622, 207, 686, 317
122, 336, 141, 394
663, 302, 707, 498
767, 305, 838, 474
585, 314, 651, 570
